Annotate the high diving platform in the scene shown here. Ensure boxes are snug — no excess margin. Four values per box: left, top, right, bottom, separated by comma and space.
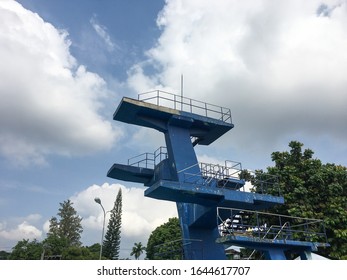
113, 95, 233, 146
107, 90, 328, 260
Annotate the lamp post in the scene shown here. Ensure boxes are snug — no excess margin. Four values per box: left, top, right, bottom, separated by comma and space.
94, 197, 106, 260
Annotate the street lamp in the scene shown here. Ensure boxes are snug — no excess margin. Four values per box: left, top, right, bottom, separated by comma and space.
94, 197, 106, 260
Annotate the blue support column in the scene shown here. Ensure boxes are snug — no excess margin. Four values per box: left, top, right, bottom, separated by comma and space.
177, 203, 227, 259
164, 119, 200, 181
299, 250, 312, 260
165, 120, 227, 259
264, 249, 287, 260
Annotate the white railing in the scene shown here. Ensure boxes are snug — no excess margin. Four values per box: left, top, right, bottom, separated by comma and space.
138, 90, 232, 123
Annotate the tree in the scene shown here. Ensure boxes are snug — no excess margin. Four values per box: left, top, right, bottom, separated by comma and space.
47, 199, 83, 248
259, 141, 347, 259
146, 217, 182, 260
130, 242, 146, 260
42, 234, 69, 258
0, 250, 10, 260
8, 200, 102, 260
103, 188, 122, 259
86, 243, 101, 258
8, 238, 100, 260
47, 216, 59, 237
9, 239, 43, 260
62, 245, 99, 260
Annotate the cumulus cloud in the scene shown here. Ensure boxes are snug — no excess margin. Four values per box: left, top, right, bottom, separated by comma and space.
0, 1, 121, 166
70, 183, 177, 254
127, 0, 347, 165
0, 221, 42, 241
1, 182, 176, 254
71, 183, 176, 233
0, 213, 43, 248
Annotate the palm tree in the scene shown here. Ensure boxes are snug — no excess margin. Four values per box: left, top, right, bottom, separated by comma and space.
130, 242, 146, 260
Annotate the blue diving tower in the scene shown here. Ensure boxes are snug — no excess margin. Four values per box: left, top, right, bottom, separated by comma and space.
107, 90, 328, 260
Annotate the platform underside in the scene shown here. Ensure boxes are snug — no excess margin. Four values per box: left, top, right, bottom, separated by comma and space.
114, 97, 234, 145
107, 163, 154, 185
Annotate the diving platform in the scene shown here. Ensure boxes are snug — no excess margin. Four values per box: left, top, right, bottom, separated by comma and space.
113, 91, 233, 145
108, 151, 284, 210
107, 163, 153, 185
144, 179, 283, 209
216, 207, 329, 260
107, 90, 327, 260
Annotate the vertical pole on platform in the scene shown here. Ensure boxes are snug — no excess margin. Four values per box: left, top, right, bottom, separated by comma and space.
181, 74, 183, 111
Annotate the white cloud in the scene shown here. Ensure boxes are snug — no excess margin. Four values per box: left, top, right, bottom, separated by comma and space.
0, 221, 42, 241
25, 214, 42, 223
90, 15, 117, 52
42, 220, 50, 234
1, 182, 176, 254
129, 128, 165, 152
127, 0, 347, 165
0, 1, 121, 166
70, 182, 177, 253
0, 214, 44, 248
71, 182, 177, 232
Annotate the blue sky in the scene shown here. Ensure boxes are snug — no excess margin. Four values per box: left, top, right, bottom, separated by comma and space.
1, 0, 347, 258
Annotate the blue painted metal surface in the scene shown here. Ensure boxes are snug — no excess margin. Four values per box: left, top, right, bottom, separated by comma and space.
107, 91, 327, 260
216, 207, 329, 259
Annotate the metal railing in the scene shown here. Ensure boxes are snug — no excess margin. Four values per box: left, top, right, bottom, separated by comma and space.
247, 222, 290, 260
178, 161, 280, 195
138, 90, 232, 123
217, 207, 328, 244
200, 160, 242, 181
127, 146, 168, 169
178, 160, 247, 191
241, 170, 281, 196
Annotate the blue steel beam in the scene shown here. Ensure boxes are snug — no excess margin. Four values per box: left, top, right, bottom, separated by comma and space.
216, 234, 326, 260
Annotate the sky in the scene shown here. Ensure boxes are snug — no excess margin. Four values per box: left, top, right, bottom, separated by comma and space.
0, 0, 347, 258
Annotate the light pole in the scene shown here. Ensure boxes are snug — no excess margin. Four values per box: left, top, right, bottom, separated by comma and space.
94, 197, 106, 260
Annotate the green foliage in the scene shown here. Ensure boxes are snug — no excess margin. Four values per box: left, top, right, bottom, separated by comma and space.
146, 217, 182, 260
62, 246, 99, 260
103, 188, 122, 259
260, 141, 347, 259
42, 234, 69, 257
9, 238, 100, 260
8, 199, 103, 260
86, 243, 101, 256
47, 199, 83, 247
130, 242, 146, 260
0, 250, 10, 260
9, 239, 43, 260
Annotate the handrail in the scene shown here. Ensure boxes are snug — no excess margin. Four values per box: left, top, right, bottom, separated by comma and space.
128, 146, 167, 168
138, 90, 232, 124
178, 161, 246, 190
217, 207, 328, 257
177, 162, 200, 174
247, 225, 278, 259
273, 222, 290, 241
219, 207, 324, 223
245, 170, 281, 196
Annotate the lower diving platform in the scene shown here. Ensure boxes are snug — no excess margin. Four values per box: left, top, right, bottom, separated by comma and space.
107, 153, 284, 210
216, 207, 329, 260
144, 179, 284, 210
